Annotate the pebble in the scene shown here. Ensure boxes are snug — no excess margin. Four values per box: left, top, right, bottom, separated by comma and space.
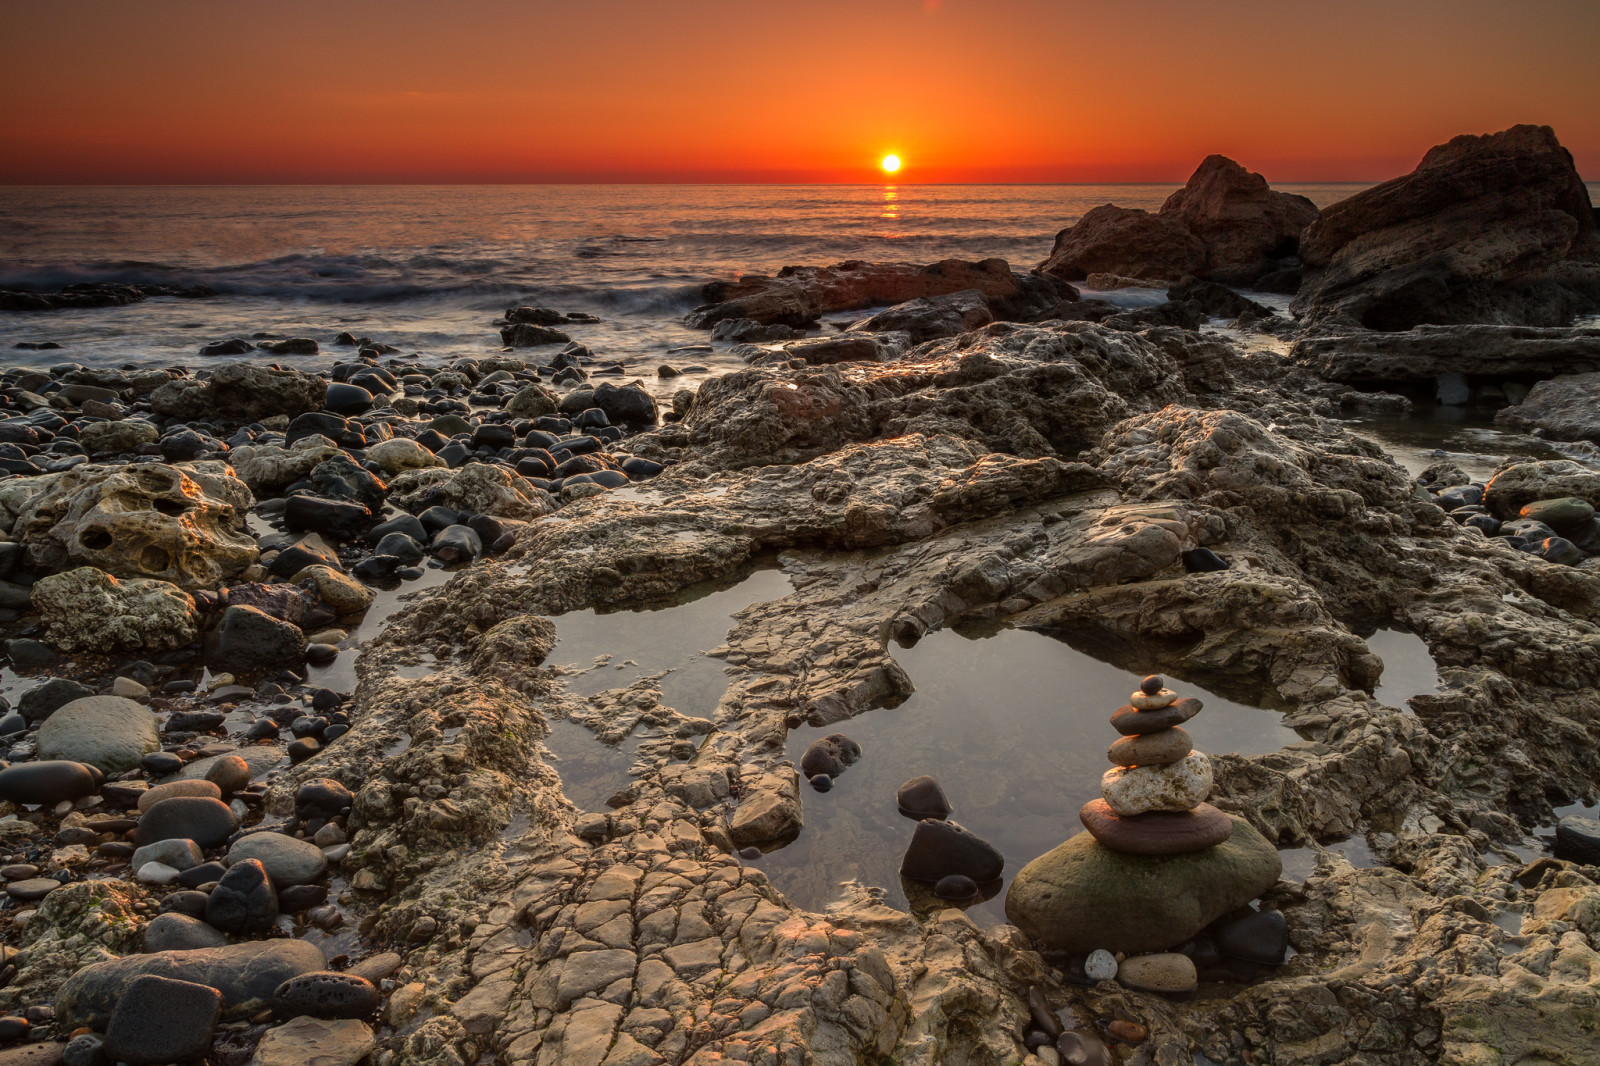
141, 751, 184, 776
205, 858, 279, 934
1213, 908, 1289, 965
1139, 675, 1164, 696
1106, 1020, 1147, 1045
135, 796, 238, 847
1109, 697, 1203, 735
143, 912, 228, 952
896, 775, 952, 820
1129, 688, 1178, 710
5, 878, 63, 901
1055, 1030, 1112, 1066
204, 754, 252, 794
137, 779, 223, 811
0, 761, 99, 806
1079, 799, 1234, 856
1026, 986, 1063, 1038
1554, 815, 1600, 864
136, 861, 182, 884
1106, 727, 1193, 767
272, 971, 381, 1020
1117, 952, 1198, 993
1083, 948, 1118, 981
899, 819, 1004, 884
0, 1017, 27, 1041
1100, 752, 1214, 817
105, 974, 222, 1065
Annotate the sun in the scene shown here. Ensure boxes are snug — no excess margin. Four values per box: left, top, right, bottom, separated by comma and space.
880, 154, 902, 175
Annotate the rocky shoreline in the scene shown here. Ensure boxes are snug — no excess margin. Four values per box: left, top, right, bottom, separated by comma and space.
0, 124, 1597, 1065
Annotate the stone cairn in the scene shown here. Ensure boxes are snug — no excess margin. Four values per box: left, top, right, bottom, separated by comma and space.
1078, 674, 1234, 856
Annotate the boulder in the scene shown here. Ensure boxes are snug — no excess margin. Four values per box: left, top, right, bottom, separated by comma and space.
684, 258, 1026, 328
1496, 371, 1600, 442
591, 382, 658, 428
848, 289, 995, 342
504, 384, 560, 419
37, 695, 159, 773
1158, 155, 1318, 278
104, 974, 222, 1065
30, 567, 199, 652
1004, 816, 1281, 954
1293, 124, 1600, 329
1290, 324, 1600, 385
1038, 205, 1207, 283
388, 464, 557, 522
54, 940, 326, 1029
899, 819, 1004, 884
781, 335, 885, 365
1483, 460, 1600, 519
206, 605, 307, 675
78, 419, 159, 456
149, 364, 325, 422
226, 832, 329, 886
364, 437, 444, 475
728, 769, 801, 845
229, 437, 344, 495
9, 463, 257, 590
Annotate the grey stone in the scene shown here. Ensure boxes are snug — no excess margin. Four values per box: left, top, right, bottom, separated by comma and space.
131, 839, 204, 872
142, 912, 228, 952
55, 939, 326, 1029
227, 832, 328, 887
104, 974, 221, 1065
135, 796, 238, 848
36, 695, 159, 773
272, 971, 380, 1020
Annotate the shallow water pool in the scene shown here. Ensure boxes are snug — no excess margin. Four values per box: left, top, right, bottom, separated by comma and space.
757, 623, 1301, 923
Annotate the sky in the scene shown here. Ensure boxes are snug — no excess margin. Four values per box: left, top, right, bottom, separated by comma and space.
2, 0, 1597, 184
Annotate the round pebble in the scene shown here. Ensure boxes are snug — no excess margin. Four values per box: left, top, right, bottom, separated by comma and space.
1139, 675, 1163, 696
1083, 948, 1117, 982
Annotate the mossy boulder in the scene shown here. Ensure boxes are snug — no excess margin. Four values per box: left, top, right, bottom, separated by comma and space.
1004, 816, 1281, 953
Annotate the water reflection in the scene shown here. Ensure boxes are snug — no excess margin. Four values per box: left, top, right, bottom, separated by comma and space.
1363, 627, 1442, 712
881, 186, 899, 220
758, 623, 1300, 922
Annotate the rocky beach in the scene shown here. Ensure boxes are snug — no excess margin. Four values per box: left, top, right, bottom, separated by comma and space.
0, 123, 1597, 1066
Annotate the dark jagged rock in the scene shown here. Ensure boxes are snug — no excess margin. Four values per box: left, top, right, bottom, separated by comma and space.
1293, 124, 1600, 329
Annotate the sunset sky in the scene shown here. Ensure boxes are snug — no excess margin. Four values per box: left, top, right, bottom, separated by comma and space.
3, 0, 1597, 184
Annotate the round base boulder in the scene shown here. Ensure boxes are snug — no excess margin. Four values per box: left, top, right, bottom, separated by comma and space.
1004, 816, 1280, 954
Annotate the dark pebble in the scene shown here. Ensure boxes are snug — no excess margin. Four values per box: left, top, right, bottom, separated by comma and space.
135, 796, 238, 848
141, 751, 184, 776
272, 970, 380, 1020
0, 761, 98, 806
1212, 908, 1289, 965
1140, 674, 1163, 695
105, 973, 222, 1065
1180, 547, 1229, 573
205, 858, 278, 934
896, 775, 951, 820
900, 819, 1004, 884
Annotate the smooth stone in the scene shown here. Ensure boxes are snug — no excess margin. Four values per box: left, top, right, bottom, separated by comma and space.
206, 858, 278, 934
899, 819, 1004, 884
142, 751, 184, 776
137, 779, 222, 811
181, 746, 285, 783
1109, 698, 1202, 735
104, 974, 222, 1065
16, 678, 95, 722
247, 1017, 374, 1066
142, 912, 228, 952
136, 861, 182, 884
933, 874, 978, 901
227, 832, 328, 886
1139, 675, 1163, 696
345, 953, 402, 983
278, 884, 328, 912
1079, 799, 1234, 856
1026, 985, 1063, 1038
1055, 1030, 1113, 1066
204, 754, 252, 795
1213, 908, 1289, 965
1519, 496, 1595, 531
1004, 818, 1282, 954
1181, 547, 1229, 572
271, 971, 381, 1020
1083, 949, 1118, 982
178, 861, 229, 888
1553, 816, 1600, 865
1116, 953, 1198, 993
135, 796, 238, 848
159, 890, 211, 919
1129, 688, 1178, 710
206, 605, 308, 673
294, 778, 353, 817
55, 940, 327, 1029
131, 839, 205, 872
896, 775, 952, 820
1107, 727, 1193, 767
1101, 752, 1213, 816
0, 761, 98, 806
36, 695, 159, 773
6, 878, 62, 901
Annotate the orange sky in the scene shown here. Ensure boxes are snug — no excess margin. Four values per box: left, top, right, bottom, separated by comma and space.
2, 0, 1597, 184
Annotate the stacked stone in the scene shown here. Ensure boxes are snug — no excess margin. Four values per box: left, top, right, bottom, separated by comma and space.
1078, 674, 1234, 856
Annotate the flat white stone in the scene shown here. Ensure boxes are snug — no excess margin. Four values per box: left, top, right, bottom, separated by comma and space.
1101, 751, 1213, 816
1083, 948, 1118, 981
136, 860, 181, 884
1129, 689, 1179, 710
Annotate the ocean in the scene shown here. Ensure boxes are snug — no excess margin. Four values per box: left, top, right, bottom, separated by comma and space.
0, 180, 1523, 392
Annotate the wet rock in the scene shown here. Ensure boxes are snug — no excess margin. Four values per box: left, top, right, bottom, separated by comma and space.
430, 524, 481, 564
896, 775, 952, 819
1159, 156, 1319, 278
323, 383, 372, 416
1039, 205, 1207, 283
1005, 816, 1281, 953
290, 565, 375, 614
37, 695, 159, 773
104, 974, 222, 1065
271, 971, 380, 1020
206, 606, 307, 675
1083, 949, 1117, 982
283, 495, 373, 541
17, 678, 95, 721
728, 769, 801, 845
206, 857, 279, 934
799, 733, 859, 778
849, 289, 995, 341
30, 567, 198, 652
1554, 815, 1600, 864
135, 796, 238, 848
204, 754, 252, 795
226, 832, 328, 886
685, 258, 1026, 329
138, 779, 222, 810
500, 322, 571, 347
781, 334, 885, 365
899, 819, 1004, 884
1483, 459, 1600, 519
149, 364, 324, 421
1294, 124, 1600, 329
364, 437, 444, 475
10, 462, 257, 590
309, 455, 386, 512
143, 912, 228, 952
78, 418, 159, 456
55, 939, 326, 1029
294, 778, 352, 819
1180, 547, 1229, 572
388, 463, 555, 522
0, 761, 98, 806
1212, 907, 1289, 965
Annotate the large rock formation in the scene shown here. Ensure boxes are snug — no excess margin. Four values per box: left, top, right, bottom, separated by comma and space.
149, 363, 326, 422
682, 258, 1067, 328
1496, 372, 1600, 441
1039, 156, 1317, 285
1292, 124, 1600, 329
1290, 323, 1600, 385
